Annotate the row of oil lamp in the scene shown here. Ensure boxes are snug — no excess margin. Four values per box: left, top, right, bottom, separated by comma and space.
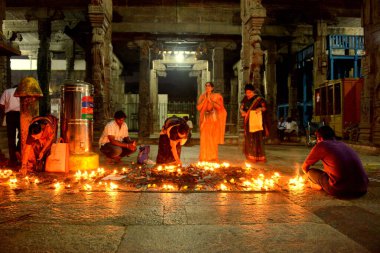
0, 164, 306, 191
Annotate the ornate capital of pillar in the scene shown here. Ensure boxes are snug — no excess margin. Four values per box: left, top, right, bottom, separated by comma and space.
88, 4, 111, 31
206, 41, 237, 50
157, 71, 167, 77
152, 61, 166, 71
243, 0, 266, 36
91, 27, 105, 44
189, 70, 201, 77
135, 40, 154, 59
192, 60, 208, 71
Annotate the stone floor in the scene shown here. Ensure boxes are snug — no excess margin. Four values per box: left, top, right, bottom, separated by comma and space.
1, 144, 380, 253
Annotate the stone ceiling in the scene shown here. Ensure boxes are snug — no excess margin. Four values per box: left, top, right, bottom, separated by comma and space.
3, 0, 362, 72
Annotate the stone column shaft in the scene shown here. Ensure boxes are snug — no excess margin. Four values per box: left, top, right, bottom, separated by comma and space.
65, 40, 75, 80
265, 41, 278, 140
37, 19, 52, 115
137, 40, 152, 138
243, 0, 266, 91
360, 0, 380, 144
212, 47, 224, 94
313, 20, 328, 86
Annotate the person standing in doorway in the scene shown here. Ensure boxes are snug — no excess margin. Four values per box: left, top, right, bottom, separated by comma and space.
197, 81, 227, 162
0, 84, 21, 168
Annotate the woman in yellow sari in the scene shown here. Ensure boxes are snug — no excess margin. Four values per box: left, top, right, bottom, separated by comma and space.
197, 82, 227, 162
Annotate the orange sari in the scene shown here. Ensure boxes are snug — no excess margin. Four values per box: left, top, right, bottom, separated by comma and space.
197, 93, 227, 162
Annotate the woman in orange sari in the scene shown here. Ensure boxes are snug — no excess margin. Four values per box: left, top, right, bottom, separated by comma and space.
197, 82, 227, 162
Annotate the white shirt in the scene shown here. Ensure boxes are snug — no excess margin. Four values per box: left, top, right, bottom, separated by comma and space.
278, 121, 286, 130
285, 121, 298, 133
0, 87, 20, 113
99, 120, 129, 147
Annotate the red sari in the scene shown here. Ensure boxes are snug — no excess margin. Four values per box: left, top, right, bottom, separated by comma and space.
241, 95, 267, 162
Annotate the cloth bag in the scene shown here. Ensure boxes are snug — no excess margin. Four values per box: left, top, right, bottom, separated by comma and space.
249, 110, 263, 133
45, 143, 70, 173
137, 145, 150, 164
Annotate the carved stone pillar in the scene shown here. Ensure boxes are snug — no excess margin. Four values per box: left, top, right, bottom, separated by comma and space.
103, 26, 112, 119
282, 41, 298, 119
24, 8, 64, 115
90, 27, 106, 129
360, 0, 380, 144
111, 56, 124, 112
241, 20, 250, 86
192, 60, 210, 129
88, 1, 112, 130
136, 40, 152, 138
313, 20, 328, 86
212, 47, 224, 94
0, 0, 9, 92
265, 41, 278, 140
65, 40, 75, 80
37, 19, 52, 115
243, 0, 266, 90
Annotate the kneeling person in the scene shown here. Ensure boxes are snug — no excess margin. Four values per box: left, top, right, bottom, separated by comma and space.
302, 125, 368, 197
156, 116, 189, 165
99, 110, 137, 163
21, 116, 57, 173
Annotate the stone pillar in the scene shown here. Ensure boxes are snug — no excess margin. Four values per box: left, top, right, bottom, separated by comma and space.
212, 46, 224, 94
136, 40, 152, 138
88, 0, 112, 130
0, 0, 9, 92
152, 60, 166, 132
243, 0, 266, 91
360, 0, 380, 144
192, 60, 210, 130
111, 56, 124, 111
265, 41, 278, 140
24, 8, 64, 115
313, 20, 328, 86
103, 26, 113, 119
241, 25, 250, 86
65, 40, 75, 80
37, 18, 52, 115
229, 77, 238, 133
89, 27, 106, 129
285, 42, 298, 119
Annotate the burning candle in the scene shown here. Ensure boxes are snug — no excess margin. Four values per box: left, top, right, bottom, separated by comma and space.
220, 183, 228, 191
54, 182, 62, 190
109, 182, 118, 190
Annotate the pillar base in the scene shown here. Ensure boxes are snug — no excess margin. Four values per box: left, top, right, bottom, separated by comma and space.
69, 152, 99, 171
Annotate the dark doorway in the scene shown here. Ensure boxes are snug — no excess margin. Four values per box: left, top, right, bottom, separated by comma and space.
158, 70, 197, 102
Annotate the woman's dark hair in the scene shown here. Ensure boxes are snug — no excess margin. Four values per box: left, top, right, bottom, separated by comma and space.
114, 110, 127, 119
29, 122, 42, 135
316, 125, 335, 140
205, 82, 214, 88
178, 123, 189, 135
244, 84, 255, 91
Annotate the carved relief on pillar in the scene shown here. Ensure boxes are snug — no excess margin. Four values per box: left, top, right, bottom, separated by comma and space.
91, 27, 105, 94
249, 34, 264, 88
243, 0, 266, 89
